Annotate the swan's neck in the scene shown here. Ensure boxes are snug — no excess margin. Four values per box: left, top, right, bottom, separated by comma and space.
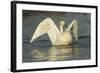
60, 24, 63, 33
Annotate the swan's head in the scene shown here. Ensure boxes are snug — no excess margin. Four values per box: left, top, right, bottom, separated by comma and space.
60, 20, 65, 26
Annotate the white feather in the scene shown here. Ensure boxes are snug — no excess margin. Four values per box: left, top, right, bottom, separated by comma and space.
30, 18, 60, 44
30, 18, 78, 45
66, 19, 78, 40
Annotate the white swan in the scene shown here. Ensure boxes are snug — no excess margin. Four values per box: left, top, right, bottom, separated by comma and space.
30, 18, 78, 45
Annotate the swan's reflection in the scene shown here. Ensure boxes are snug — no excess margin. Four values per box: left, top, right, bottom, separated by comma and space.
31, 45, 79, 61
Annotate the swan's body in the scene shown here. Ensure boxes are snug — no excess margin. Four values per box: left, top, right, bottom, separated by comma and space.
30, 18, 78, 45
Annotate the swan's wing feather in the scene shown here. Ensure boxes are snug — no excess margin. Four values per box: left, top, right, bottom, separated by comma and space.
67, 19, 78, 40
47, 24, 60, 44
30, 18, 60, 43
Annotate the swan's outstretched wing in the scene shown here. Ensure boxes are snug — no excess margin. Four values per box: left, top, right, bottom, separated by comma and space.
66, 19, 78, 40
30, 18, 60, 44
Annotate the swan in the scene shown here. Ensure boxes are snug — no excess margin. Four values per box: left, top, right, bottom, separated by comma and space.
30, 18, 78, 45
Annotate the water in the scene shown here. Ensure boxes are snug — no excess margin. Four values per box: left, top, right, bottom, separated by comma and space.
22, 10, 91, 63
22, 36, 90, 63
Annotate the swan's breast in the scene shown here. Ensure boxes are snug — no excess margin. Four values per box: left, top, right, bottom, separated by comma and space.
59, 32, 72, 45
52, 32, 72, 45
